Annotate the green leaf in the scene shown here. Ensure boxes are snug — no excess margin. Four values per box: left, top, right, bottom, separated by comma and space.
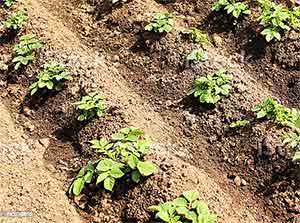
128, 155, 139, 169
110, 166, 124, 178
173, 197, 188, 207
112, 133, 125, 141
97, 171, 109, 184
103, 176, 115, 191
137, 161, 156, 176
292, 152, 300, 162
96, 159, 113, 172
72, 178, 85, 196
182, 191, 199, 203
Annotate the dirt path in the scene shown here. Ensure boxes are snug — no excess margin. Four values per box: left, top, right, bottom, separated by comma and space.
0, 0, 277, 222
0, 101, 82, 223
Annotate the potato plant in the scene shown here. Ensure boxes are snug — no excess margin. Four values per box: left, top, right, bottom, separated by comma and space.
282, 131, 300, 162
12, 34, 42, 70
69, 127, 156, 195
187, 69, 232, 104
212, 0, 251, 19
3, 0, 16, 7
182, 28, 212, 46
29, 62, 72, 95
149, 191, 217, 223
229, 119, 250, 129
2, 10, 28, 31
74, 92, 106, 121
257, 0, 300, 41
251, 97, 300, 128
145, 12, 174, 33
186, 49, 208, 64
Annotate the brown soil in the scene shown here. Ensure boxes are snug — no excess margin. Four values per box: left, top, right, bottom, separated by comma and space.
0, 0, 299, 222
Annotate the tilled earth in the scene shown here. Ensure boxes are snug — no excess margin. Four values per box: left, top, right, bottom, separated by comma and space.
0, 0, 300, 222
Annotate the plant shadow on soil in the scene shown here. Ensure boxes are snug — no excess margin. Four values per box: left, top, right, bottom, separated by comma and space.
87, 0, 133, 20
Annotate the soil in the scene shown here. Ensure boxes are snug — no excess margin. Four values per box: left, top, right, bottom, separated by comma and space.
0, 0, 299, 223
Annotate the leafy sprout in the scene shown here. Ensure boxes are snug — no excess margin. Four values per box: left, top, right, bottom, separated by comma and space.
182, 28, 212, 46
149, 191, 217, 223
12, 34, 42, 70
3, 0, 16, 7
29, 62, 72, 95
69, 127, 156, 195
187, 69, 233, 104
186, 49, 208, 64
251, 97, 300, 128
282, 131, 300, 162
229, 119, 250, 129
2, 10, 28, 30
74, 92, 106, 121
145, 12, 174, 33
257, 0, 300, 41
212, 0, 251, 19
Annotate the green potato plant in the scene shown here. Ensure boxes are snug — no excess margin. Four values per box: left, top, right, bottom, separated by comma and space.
182, 28, 212, 46
282, 131, 300, 162
229, 119, 250, 129
212, 0, 251, 19
12, 34, 42, 70
186, 49, 208, 64
2, 10, 28, 30
145, 12, 174, 33
251, 97, 300, 128
74, 92, 106, 121
29, 62, 72, 95
257, 0, 300, 41
3, 0, 16, 7
187, 69, 233, 104
149, 191, 217, 223
69, 127, 156, 195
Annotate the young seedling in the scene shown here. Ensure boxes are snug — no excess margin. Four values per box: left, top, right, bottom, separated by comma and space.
29, 62, 72, 95
12, 34, 42, 70
212, 0, 251, 20
257, 0, 300, 41
69, 127, 157, 194
182, 27, 212, 46
3, 0, 16, 7
186, 49, 208, 64
187, 69, 233, 104
282, 131, 300, 162
251, 97, 300, 128
229, 119, 250, 129
2, 10, 28, 31
74, 92, 106, 121
145, 12, 174, 33
149, 191, 217, 223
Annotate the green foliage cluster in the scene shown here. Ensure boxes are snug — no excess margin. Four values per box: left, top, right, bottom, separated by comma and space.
182, 28, 212, 45
2, 10, 28, 30
229, 119, 250, 129
29, 62, 72, 95
257, 0, 300, 41
186, 49, 208, 64
12, 34, 42, 70
212, 0, 251, 19
149, 191, 217, 223
145, 12, 174, 33
69, 127, 156, 195
3, 0, 16, 7
251, 97, 300, 128
282, 131, 300, 162
187, 69, 232, 104
74, 92, 106, 121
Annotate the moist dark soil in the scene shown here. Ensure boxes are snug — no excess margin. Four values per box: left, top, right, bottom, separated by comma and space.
1, 0, 300, 222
